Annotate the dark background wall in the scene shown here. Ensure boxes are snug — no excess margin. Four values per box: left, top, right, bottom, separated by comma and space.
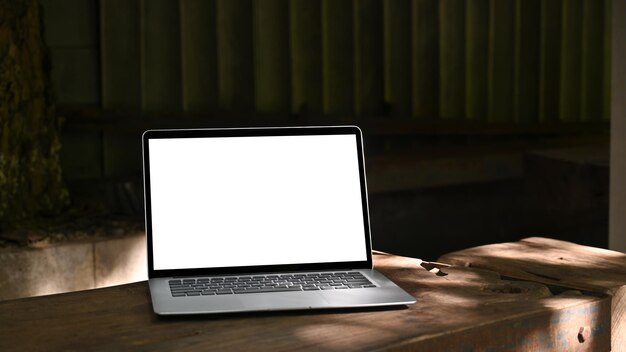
39, 0, 610, 260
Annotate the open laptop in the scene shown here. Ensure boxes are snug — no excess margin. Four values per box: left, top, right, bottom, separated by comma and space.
142, 125, 416, 315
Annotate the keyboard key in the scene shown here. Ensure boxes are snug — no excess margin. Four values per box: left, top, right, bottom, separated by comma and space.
234, 287, 303, 294
169, 272, 376, 296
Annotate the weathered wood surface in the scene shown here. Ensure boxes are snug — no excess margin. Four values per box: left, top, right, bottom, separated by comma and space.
0, 253, 610, 351
439, 236, 626, 351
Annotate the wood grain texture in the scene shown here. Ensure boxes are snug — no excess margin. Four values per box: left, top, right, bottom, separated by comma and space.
439, 236, 626, 351
0, 253, 611, 351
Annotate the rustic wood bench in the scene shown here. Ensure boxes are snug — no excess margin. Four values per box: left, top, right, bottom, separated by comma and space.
0, 237, 622, 351
439, 237, 626, 351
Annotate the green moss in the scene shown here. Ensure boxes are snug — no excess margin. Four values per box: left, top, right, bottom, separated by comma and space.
0, 0, 68, 230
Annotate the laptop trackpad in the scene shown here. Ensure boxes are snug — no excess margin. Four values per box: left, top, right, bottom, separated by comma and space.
241, 291, 328, 311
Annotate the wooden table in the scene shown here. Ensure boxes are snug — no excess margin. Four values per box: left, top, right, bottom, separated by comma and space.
0, 247, 615, 351
439, 237, 626, 351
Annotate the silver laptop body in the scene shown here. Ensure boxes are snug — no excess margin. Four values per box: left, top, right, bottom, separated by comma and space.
142, 126, 416, 315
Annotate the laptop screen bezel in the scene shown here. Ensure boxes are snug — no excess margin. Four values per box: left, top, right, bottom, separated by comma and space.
142, 126, 373, 278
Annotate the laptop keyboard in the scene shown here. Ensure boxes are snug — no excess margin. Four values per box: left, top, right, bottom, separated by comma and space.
168, 272, 376, 297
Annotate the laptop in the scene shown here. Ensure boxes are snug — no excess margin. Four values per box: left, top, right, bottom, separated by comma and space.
142, 125, 416, 315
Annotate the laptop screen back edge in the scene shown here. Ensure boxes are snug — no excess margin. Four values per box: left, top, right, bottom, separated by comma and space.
142, 126, 373, 279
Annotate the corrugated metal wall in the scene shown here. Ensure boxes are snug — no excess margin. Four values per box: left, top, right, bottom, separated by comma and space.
95, 0, 610, 122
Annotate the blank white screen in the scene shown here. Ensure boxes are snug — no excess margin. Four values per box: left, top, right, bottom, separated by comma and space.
148, 134, 368, 270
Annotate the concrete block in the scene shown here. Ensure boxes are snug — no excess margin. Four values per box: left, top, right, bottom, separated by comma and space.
94, 232, 147, 288
0, 242, 94, 301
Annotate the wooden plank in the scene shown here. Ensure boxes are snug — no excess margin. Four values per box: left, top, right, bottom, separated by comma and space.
465, 0, 489, 120
487, 0, 515, 122
514, 0, 540, 122
0, 253, 611, 351
438, 0, 465, 120
289, 0, 322, 115
100, 0, 141, 109
354, 0, 384, 116
439, 237, 626, 351
559, 0, 584, 121
321, 0, 354, 115
216, 0, 254, 111
383, 0, 412, 116
180, 0, 218, 113
581, 0, 606, 121
539, 0, 562, 122
140, 0, 182, 112
253, 0, 291, 114
411, 0, 439, 118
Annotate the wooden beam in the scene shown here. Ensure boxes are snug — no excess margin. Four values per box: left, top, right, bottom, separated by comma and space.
439, 237, 626, 350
